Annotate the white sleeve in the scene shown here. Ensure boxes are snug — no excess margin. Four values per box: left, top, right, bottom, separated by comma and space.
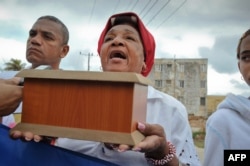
2, 114, 16, 128
204, 113, 226, 166
147, 87, 201, 165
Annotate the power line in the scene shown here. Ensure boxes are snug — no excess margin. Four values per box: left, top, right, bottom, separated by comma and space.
130, 0, 139, 11
112, 0, 121, 14
138, 0, 151, 15
88, 0, 96, 24
156, 0, 187, 30
141, 0, 158, 19
79, 52, 95, 71
125, 0, 134, 11
145, 0, 171, 26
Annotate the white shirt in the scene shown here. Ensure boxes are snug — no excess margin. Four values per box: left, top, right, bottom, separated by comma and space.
204, 93, 250, 166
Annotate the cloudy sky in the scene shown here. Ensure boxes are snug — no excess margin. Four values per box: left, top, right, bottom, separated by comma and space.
0, 0, 250, 96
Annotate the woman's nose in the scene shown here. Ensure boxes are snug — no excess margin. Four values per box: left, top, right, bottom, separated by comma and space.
111, 36, 124, 46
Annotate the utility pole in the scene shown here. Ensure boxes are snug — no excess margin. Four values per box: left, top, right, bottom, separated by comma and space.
173, 54, 176, 98
87, 53, 93, 71
80, 52, 93, 71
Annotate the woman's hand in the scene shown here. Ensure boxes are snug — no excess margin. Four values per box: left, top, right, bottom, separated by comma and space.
134, 122, 168, 156
10, 130, 43, 142
105, 122, 179, 166
108, 122, 167, 155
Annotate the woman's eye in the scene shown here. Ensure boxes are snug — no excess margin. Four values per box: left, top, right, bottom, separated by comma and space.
241, 55, 250, 61
126, 36, 135, 41
104, 37, 113, 42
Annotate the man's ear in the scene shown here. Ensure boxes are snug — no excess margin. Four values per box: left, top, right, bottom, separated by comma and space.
60, 45, 70, 58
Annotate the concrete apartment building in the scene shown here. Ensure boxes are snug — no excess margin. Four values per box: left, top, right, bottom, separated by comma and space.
148, 58, 208, 117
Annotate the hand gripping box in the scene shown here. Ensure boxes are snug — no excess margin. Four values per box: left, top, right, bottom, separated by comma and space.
11, 70, 151, 145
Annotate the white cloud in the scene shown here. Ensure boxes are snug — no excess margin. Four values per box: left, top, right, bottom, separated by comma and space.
0, 38, 27, 67
0, 0, 249, 97
68, 24, 103, 54
207, 65, 247, 96
156, 31, 214, 58
0, 6, 12, 20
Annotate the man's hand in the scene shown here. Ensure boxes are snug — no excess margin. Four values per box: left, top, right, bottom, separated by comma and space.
0, 78, 22, 116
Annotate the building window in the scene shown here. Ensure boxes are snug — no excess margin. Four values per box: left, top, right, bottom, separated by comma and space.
200, 97, 206, 106
166, 79, 171, 85
155, 80, 162, 88
179, 80, 184, 88
167, 64, 172, 70
155, 64, 164, 72
177, 96, 184, 103
200, 80, 206, 88
155, 64, 161, 72
160, 64, 164, 72
200, 64, 206, 72
179, 64, 184, 72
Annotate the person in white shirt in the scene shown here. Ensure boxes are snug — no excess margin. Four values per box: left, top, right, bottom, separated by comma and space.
204, 29, 250, 166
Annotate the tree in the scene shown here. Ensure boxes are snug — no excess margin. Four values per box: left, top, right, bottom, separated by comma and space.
4, 58, 26, 71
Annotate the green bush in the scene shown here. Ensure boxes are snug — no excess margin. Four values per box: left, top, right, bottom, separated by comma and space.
193, 131, 206, 148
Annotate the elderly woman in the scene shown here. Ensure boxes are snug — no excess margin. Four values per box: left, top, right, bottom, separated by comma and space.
12, 12, 201, 166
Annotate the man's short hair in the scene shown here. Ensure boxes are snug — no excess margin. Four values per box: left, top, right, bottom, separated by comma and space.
37, 15, 69, 45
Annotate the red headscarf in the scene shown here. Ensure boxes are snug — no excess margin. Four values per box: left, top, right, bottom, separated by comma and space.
97, 12, 155, 77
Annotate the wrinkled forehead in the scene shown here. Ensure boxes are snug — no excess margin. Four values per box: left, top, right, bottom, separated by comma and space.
106, 24, 141, 37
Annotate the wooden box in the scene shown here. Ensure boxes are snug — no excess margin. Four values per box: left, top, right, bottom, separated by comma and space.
11, 70, 151, 145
